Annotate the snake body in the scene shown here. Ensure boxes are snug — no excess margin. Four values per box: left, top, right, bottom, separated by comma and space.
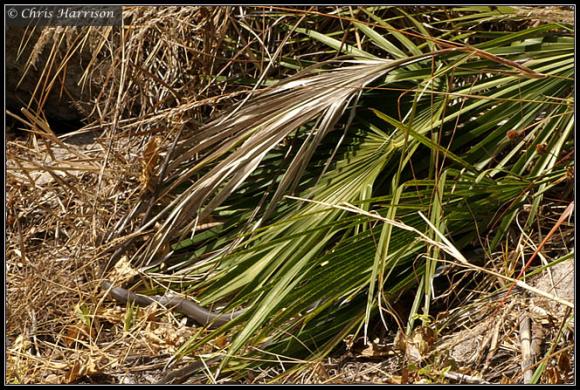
101, 280, 244, 329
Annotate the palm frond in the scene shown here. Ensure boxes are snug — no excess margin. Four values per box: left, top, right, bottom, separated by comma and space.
107, 7, 573, 381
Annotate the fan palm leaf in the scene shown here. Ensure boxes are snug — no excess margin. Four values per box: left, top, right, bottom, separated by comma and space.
108, 7, 573, 381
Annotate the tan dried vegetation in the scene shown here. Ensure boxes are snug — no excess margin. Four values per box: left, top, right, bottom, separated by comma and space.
5, 5, 574, 384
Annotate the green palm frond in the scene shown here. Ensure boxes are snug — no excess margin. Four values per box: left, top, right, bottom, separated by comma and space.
110, 7, 573, 381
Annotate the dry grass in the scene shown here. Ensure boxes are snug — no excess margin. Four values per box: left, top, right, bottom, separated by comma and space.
7, 128, 572, 384
5, 124, 218, 383
514, 6, 574, 25
5, 6, 574, 384
5, 6, 288, 383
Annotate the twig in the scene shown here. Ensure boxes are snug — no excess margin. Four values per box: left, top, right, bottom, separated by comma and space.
443, 370, 490, 384
519, 314, 533, 384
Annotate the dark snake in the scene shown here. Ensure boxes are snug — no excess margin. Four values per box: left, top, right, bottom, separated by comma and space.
100, 280, 245, 329
101, 280, 249, 383
100, 248, 485, 382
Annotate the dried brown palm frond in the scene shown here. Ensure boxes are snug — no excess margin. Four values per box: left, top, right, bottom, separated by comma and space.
109, 27, 549, 269
112, 54, 452, 269
6, 6, 573, 384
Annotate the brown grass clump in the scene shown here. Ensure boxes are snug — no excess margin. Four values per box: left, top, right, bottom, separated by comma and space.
514, 6, 573, 25
6, 125, 123, 383
5, 115, 217, 383
5, 5, 574, 385
5, 5, 291, 383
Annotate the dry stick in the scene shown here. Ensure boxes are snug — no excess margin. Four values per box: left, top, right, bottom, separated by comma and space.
443, 371, 490, 384
519, 314, 534, 384
431, 38, 546, 79
525, 307, 573, 382
500, 201, 574, 307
